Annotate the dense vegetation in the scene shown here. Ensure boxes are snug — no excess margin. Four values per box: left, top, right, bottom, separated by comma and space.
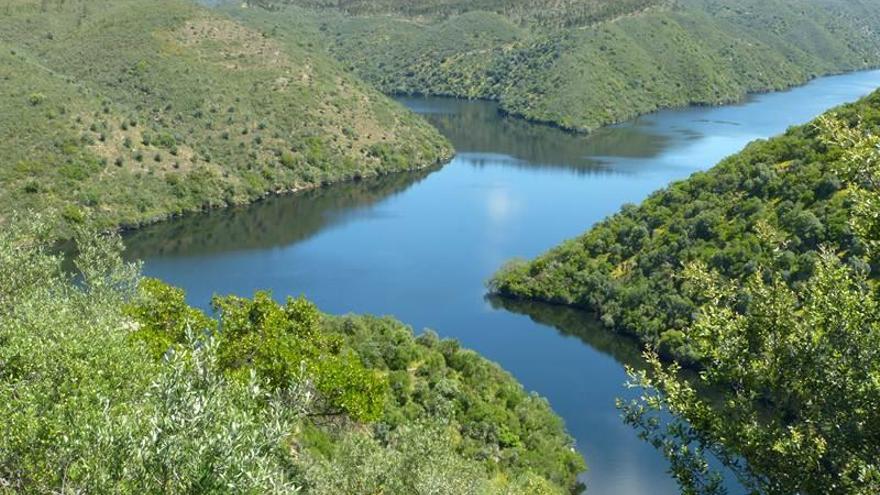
247, 0, 880, 132
0, 215, 584, 494
492, 89, 880, 362
619, 112, 880, 494
0, 0, 452, 237
492, 87, 880, 492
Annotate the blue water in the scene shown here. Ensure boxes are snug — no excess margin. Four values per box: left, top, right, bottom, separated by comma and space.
125, 70, 880, 494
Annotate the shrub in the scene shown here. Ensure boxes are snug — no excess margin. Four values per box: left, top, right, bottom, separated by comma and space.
280, 150, 296, 169
28, 92, 46, 106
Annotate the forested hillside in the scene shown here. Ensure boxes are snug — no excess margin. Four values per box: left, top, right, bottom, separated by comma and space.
248, 0, 880, 131
492, 89, 880, 362
0, 217, 585, 494
0, 0, 452, 237
275, 0, 664, 27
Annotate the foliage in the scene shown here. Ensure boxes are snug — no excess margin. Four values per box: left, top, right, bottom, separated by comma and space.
324, 316, 587, 489
0, 216, 583, 494
124, 278, 216, 358
256, 0, 880, 132
0, 216, 302, 493
85, 339, 308, 494
0, 0, 452, 238
128, 279, 387, 421
300, 421, 564, 495
213, 292, 387, 422
620, 250, 880, 494
819, 113, 880, 260
492, 89, 880, 363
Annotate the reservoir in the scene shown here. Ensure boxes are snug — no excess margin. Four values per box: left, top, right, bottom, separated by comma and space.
125, 70, 880, 493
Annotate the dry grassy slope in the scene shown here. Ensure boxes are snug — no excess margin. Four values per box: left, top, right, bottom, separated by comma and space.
0, 0, 452, 236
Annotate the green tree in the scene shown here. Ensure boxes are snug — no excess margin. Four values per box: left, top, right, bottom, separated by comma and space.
0, 217, 304, 494
211, 292, 388, 422
125, 278, 216, 358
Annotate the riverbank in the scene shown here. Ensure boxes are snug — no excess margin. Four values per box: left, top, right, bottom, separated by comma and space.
108, 157, 451, 238
490, 83, 880, 361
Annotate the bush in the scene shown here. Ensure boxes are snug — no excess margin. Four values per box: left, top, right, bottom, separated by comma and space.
28, 92, 46, 106
61, 204, 85, 223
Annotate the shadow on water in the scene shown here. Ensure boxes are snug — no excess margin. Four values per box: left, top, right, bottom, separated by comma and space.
487, 295, 649, 372
123, 165, 439, 259
398, 96, 672, 173
487, 295, 726, 394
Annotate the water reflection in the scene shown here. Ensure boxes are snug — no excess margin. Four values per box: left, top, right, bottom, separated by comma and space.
489, 295, 752, 493
124, 166, 438, 259
487, 296, 648, 371
400, 96, 671, 172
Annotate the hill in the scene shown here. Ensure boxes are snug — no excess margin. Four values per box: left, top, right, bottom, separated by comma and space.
252, 0, 880, 131
491, 88, 880, 360
0, 216, 585, 494
0, 0, 452, 237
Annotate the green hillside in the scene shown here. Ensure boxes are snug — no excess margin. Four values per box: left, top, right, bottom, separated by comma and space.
0, 217, 584, 494
491, 88, 880, 359
255, 0, 880, 131
276, 0, 664, 27
0, 0, 452, 237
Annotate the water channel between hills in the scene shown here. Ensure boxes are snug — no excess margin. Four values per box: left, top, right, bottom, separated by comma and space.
124, 70, 880, 494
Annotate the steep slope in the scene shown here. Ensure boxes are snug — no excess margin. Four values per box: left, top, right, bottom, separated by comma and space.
282, 0, 664, 27
491, 89, 880, 362
254, 0, 880, 131
0, 0, 452, 236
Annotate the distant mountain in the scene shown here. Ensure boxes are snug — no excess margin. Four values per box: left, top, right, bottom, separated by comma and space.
279, 0, 666, 27
258, 0, 880, 131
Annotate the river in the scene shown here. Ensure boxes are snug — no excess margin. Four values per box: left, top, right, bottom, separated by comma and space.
124, 70, 880, 494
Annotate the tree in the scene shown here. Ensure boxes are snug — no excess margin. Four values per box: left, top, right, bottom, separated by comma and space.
128, 287, 388, 422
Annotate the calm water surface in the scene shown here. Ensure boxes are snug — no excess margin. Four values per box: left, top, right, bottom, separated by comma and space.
125, 70, 880, 494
